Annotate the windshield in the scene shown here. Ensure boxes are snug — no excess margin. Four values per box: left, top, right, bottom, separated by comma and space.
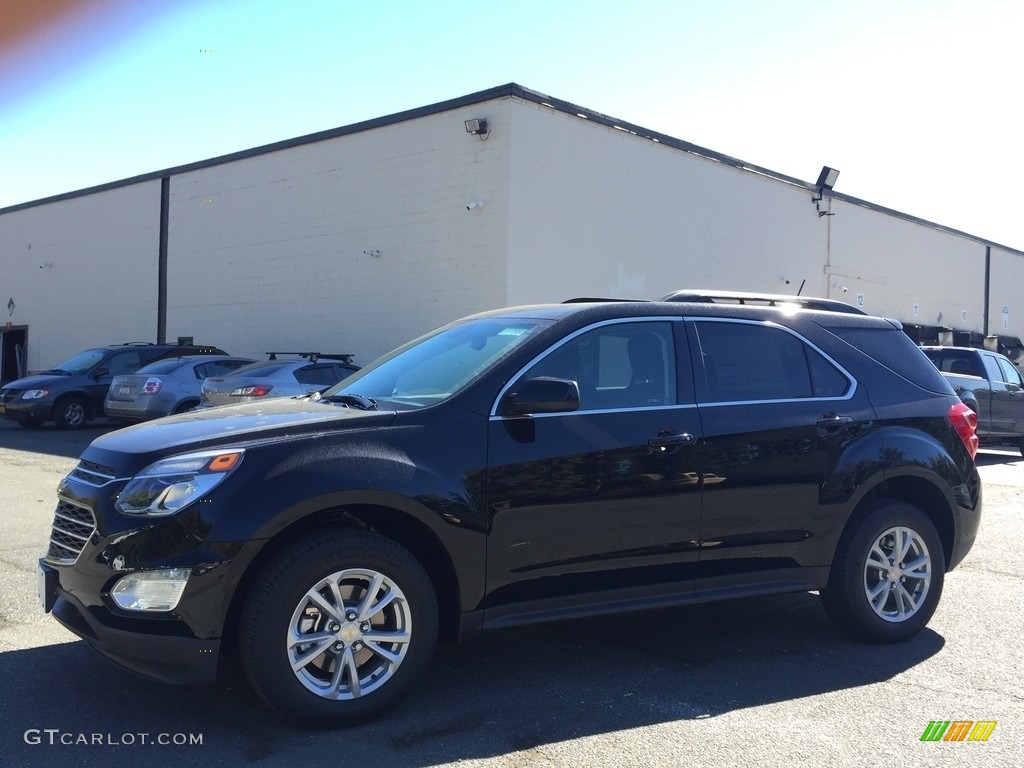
49, 348, 106, 374
323, 316, 552, 408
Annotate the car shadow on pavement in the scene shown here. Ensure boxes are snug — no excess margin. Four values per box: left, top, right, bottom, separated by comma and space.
975, 448, 1023, 466
0, 593, 944, 768
0, 420, 117, 460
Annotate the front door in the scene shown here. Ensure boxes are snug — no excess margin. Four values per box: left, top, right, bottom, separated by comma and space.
484, 319, 702, 623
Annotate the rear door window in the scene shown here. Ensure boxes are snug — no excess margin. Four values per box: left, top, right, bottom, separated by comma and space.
691, 320, 850, 403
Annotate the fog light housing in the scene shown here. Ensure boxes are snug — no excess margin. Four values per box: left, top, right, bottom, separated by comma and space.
110, 568, 191, 611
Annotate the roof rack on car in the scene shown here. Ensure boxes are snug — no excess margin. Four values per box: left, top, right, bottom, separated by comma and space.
266, 351, 355, 364
660, 289, 866, 315
562, 297, 646, 303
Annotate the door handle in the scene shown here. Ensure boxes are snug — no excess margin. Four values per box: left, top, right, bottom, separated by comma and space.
816, 413, 854, 433
648, 431, 695, 453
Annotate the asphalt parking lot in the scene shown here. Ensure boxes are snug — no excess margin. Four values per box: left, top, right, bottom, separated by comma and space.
0, 420, 1020, 768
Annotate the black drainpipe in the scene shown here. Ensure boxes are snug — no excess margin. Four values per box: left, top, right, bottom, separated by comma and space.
158, 176, 169, 344
983, 245, 991, 337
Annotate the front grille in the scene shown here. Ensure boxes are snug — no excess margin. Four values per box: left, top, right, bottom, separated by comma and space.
46, 500, 97, 563
69, 460, 117, 487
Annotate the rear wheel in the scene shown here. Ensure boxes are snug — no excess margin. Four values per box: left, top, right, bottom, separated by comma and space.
822, 501, 944, 643
53, 396, 89, 429
240, 530, 438, 728
172, 400, 199, 414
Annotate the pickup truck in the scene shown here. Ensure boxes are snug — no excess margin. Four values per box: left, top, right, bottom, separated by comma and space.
922, 345, 1024, 455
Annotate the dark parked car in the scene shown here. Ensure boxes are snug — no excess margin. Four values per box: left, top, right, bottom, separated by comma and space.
0, 342, 227, 429
104, 355, 255, 422
921, 345, 1024, 455
39, 298, 981, 727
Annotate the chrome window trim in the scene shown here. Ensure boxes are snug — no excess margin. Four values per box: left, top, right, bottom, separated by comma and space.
687, 317, 858, 405
488, 402, 698, 422
489, 317, 685, 418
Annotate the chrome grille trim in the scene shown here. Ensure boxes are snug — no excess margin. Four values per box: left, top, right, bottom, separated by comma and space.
46, 500, 97, 564
68, 460, 119, 487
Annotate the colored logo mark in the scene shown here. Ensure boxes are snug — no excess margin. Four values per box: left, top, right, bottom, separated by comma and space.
920, 721, 996, 742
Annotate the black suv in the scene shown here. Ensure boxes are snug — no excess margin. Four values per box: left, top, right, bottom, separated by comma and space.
1, 342, 226, 429
39, 298, 981, 727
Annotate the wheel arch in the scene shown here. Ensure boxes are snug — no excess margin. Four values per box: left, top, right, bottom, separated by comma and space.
51, 390, 95, 418
172, 398, 200, 414
838, 474, 956, 573
220, 503, 464, 661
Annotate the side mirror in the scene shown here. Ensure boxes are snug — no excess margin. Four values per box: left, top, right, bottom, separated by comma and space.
503, 377, 580, 416
92, 368, 109, 379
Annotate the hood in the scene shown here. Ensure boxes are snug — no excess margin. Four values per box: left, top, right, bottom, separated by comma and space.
2, 373, 70, 390
86, 396, 396, 464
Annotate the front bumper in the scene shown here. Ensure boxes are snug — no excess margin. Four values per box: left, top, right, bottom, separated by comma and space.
0, 398, 51, 422
40, 560, 221, 684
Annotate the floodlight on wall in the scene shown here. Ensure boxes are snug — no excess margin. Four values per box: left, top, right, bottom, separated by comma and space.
464, 118, 489, 140
811, 165, 840, 217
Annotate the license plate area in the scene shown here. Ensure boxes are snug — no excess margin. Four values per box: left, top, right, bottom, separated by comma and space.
38, 562, 57, 613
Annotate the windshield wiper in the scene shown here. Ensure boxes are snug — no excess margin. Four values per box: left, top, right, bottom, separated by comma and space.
41, 369, 73, 375
321, 393, 378, 410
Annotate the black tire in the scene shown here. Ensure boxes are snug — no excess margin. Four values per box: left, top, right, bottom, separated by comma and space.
172, 400, 199, 415
53, 396, 89, 429
240, 530, 438, 728
822, 501, 944, 643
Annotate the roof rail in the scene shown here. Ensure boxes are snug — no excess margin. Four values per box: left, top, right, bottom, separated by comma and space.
562, 297, 646, 303
659, 289, 866, 315
266, 351, 354, 364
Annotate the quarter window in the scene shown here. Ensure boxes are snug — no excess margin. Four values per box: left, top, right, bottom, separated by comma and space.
694, 321, 849, 402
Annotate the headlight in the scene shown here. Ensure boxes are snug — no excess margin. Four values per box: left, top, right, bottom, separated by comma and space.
115, 449, 244, 517
22, 389, 49, 399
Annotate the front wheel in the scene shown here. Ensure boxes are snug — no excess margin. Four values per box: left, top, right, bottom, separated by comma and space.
822, 501, 944, 643
53, 396, 89, 429
240, 530, 438, 728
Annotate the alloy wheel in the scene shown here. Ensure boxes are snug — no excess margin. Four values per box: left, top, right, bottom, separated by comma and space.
862, 525, 932, 623
287, 568, 412, 700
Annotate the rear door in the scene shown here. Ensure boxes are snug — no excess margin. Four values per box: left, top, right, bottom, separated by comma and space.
484, 318, 703, 622
687, 318, 875, 593
985, 353, 1024, 435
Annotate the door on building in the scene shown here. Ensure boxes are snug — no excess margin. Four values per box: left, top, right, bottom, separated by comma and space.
1, 327, 28, 384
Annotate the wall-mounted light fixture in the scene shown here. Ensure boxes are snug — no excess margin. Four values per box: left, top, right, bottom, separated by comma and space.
465, 198, 486, 211
464, 118, 489, 140
811, 165, 840, 217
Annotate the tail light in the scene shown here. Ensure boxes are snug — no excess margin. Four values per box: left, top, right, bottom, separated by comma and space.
142, 378, 162, 395
230, 384, 273, 397
948, 401, 979, 459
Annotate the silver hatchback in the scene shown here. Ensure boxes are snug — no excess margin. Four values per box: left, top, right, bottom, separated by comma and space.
105, 355, 255, 421
199, 357, 360, 408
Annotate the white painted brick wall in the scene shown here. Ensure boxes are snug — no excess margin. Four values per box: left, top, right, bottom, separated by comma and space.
0, 183, 160, 370
165, 104, 511, 363
2, 92, 1022, 374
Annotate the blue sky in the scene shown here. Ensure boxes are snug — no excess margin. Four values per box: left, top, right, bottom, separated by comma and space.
2, 0, 1022, 248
